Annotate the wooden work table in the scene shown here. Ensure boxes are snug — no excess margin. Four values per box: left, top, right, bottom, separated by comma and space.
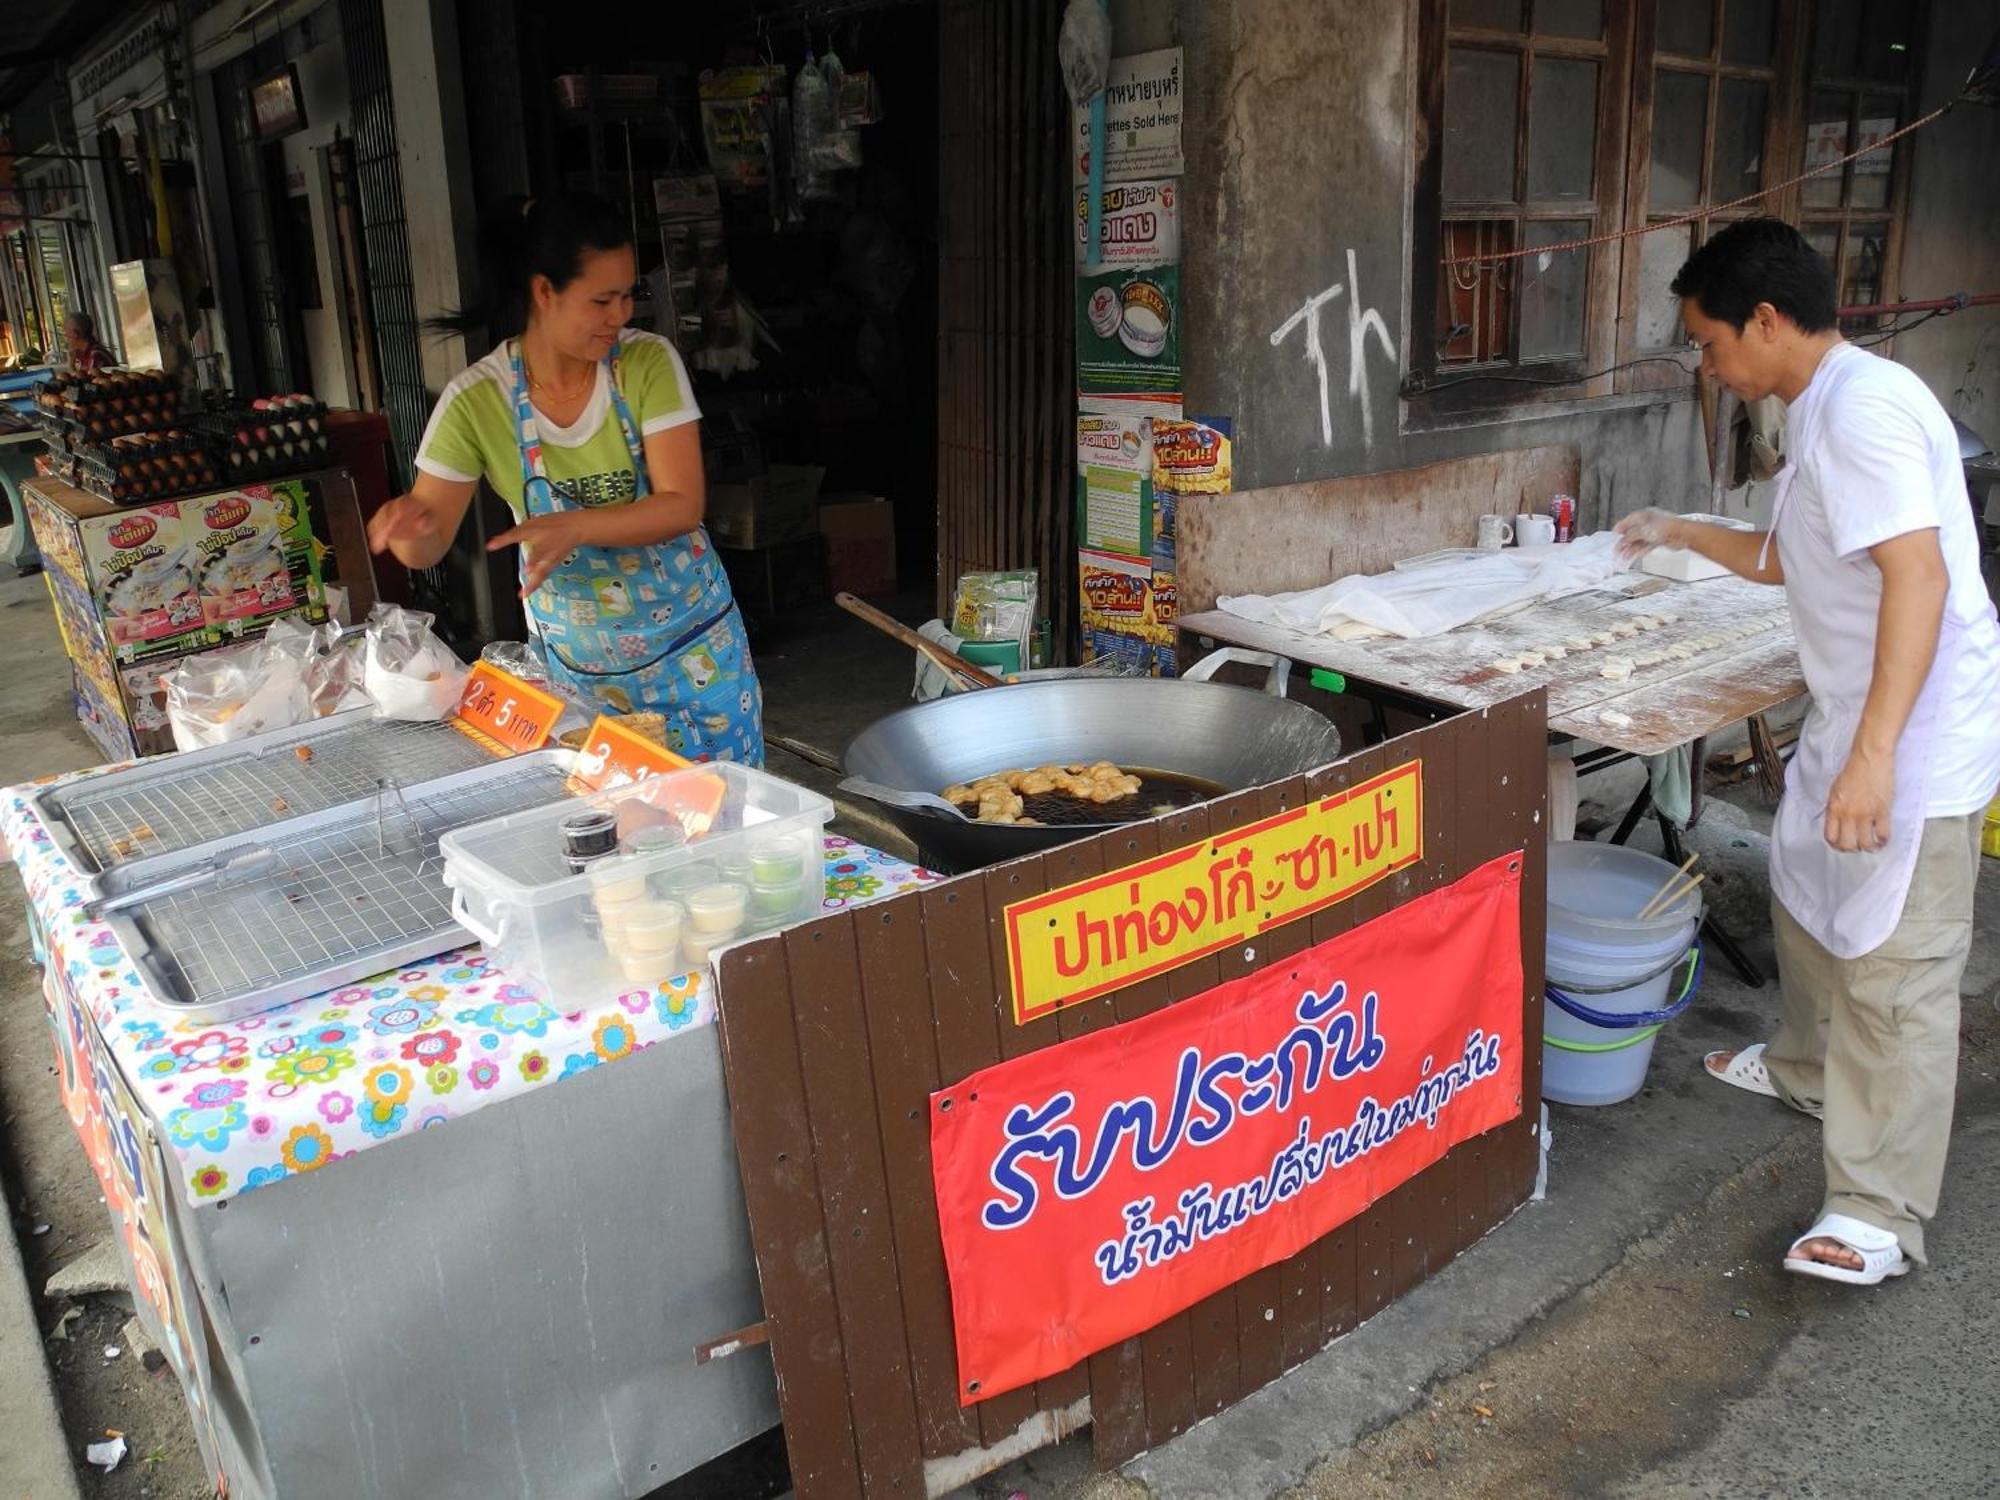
1180, 571, 1805, 757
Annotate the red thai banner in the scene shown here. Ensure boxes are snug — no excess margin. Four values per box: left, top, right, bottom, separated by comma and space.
931, 852, 1524, 1404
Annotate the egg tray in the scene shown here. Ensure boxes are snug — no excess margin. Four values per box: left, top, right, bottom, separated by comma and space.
77, 435, 221, 505
192, 404, 333, 484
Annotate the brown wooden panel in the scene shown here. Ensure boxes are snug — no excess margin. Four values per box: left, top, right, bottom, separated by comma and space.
785, 919, 928, 1495
921, 876, 1026, 1446
852, 902, 983, 1461
1302, 758, 1359, 1349
1212, 785, 1289, 1403
1098, 819, 1199, 1456
715, 940, 864, 1498
721, 702, 1554, 1494
982, 855, 1082, 1427
1039, 838, 1153, 1467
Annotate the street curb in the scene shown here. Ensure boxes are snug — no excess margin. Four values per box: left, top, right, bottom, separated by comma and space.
0, 1205, 84, 1500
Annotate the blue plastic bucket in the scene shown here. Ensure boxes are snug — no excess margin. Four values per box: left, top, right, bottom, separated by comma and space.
1543, 840, 1703, 1106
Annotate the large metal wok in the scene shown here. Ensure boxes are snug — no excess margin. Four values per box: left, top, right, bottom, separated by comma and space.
841, 650, 1341, 871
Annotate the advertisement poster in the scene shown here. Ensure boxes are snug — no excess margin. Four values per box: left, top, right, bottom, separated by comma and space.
1072, 49, 1185, 185
1152, 417, 1235, 496
1077, 265, 1182, 408
1076, 413, 1154, 557
933, 852, 1523, 1400
1073, 178, 1181, 267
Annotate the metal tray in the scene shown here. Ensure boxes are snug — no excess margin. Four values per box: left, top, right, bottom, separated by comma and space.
34, 710, 500, 879
92, 752, 577, 1023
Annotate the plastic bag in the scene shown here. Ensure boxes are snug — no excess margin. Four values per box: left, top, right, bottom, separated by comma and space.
363, 604, 468, 721
164, 640, 313, 751
1059, 0, 1113, 105
812, 51, 864, 172
951, 570, 1038, 662
792, 52, 834, 203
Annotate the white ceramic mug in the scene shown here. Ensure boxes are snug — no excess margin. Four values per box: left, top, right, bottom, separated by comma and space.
1516, 513, 1557, 546
1477, 514, 1514, 551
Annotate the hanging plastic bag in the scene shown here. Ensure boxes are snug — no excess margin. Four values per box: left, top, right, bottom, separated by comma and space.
813, 51, 865, 172
1059, 0, 1113, 106
362, 604, 469, 721
792, 51, 835, 203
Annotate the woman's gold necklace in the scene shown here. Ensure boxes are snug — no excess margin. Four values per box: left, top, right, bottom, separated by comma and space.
523, 347, 592, 404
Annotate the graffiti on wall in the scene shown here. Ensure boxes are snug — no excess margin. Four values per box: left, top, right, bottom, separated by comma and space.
1269, 249, 1398, 451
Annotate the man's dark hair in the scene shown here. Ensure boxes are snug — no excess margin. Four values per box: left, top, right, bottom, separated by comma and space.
1669, 218, 1837, 333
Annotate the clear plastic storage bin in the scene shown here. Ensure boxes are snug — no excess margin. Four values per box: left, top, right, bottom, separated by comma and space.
440, 762, 832, 1008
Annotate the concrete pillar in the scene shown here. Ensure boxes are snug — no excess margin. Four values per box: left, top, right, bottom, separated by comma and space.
380, 0, 479, 393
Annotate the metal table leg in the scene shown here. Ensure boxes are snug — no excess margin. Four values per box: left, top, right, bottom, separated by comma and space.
1653, 811, 1765, 987
0, 448, 44, 575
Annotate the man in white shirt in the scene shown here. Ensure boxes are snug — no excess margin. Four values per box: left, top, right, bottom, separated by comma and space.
1617, 218, 2000, 1287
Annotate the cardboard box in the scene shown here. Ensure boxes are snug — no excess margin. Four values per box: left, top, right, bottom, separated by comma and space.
23, 475, 327, 664
819, 493, 896, 596
191, 489, 299, 627
705, 464, 824, 550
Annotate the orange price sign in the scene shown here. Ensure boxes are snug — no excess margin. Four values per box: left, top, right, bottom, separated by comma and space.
452, 662, 563, 753
571, 714, 691, 791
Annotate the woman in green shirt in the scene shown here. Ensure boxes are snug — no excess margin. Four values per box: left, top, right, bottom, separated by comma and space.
368, 192, 762, 763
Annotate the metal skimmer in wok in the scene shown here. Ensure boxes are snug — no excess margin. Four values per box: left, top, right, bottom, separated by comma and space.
840, 649, 1342, 872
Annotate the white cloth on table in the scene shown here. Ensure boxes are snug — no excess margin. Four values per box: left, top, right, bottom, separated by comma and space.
1217, 531, 1628, 640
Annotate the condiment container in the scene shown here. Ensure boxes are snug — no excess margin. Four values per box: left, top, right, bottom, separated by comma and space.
686, 882, 749, 934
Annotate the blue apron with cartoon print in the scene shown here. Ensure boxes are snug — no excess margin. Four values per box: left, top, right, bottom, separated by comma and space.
510, 340, 763, 765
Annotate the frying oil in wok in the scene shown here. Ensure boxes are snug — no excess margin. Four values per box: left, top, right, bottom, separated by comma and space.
1018, 769, 1223, 826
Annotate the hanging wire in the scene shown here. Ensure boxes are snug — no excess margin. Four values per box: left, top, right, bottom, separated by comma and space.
1442, 100, 1959, 275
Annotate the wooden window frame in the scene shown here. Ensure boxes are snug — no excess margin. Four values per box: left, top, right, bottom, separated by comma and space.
1409, 0, 1635, 418
1409, 0, 1927, 421
1796, 2, 1929, 341
1613, 0, 1808, 394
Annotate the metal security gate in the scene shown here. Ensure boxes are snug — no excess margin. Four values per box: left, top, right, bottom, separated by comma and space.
935, 0, 1076, 656
339, 0, 427, 490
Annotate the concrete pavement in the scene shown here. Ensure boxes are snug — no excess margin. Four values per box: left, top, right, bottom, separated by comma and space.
0, 1180, 84, 1500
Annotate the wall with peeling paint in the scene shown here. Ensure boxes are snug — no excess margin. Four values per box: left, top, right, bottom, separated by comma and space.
1105, 0, 1999, 531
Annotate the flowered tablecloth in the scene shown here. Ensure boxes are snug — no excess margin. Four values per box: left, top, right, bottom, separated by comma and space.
4, 771, 937, 1207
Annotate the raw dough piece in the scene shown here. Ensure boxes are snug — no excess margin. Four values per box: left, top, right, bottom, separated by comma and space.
1567, 635, 1595, 650
1490, 656, 1523, 674
1519, 650, 1547, 667
1591, 630, 1617, 646
1612, 621, 1639, 638
1669, 643, 1693, 659
1598, 709, 1634, 729
1545, 644, 1568, 659
1601, 657, 1634, 680
1635, 614, 1661, 630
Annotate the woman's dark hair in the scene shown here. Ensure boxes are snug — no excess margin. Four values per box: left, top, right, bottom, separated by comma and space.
429, 191, 633, 341
66, 311, 97, 341
1669, 218, 1838, 334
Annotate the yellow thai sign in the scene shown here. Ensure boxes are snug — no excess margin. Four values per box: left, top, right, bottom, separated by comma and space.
1004, 760, 1423, 1024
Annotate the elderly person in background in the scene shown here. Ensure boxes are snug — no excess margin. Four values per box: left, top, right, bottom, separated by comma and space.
64, 312, 112, 373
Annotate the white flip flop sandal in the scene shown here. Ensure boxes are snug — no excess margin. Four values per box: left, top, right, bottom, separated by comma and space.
1704, 1043, 1779, 1099
1783, 1212, 1910, 1286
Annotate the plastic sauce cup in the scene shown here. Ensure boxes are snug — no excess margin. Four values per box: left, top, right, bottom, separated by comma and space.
748, 837, 807, 884
750, 877, 804, 920
587, 856, 649, 906
617, 950, 670, 985
655, 860, 720, 899
686, 882, 749, 933
621, 900, 684, 955
680, 923, 743, 968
